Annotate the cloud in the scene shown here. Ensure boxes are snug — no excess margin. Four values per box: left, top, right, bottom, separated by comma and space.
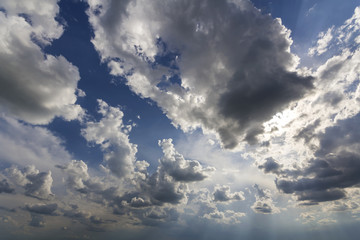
25, 203, 58, 215
248, 6, 360, 209
81, 99, 137, 178
0, 0, 84, 124
157, 139, 215, 182
56, 160, 90, 191
29, 213, 46, 227
308, 27, 334, 56
257, 157, 283, 175
251, 184, 279, 214
87, 0, 313, 149
311, 7, 360, 57
276, 115, 360, 204
0, 179, 14, 194
139, 138, 214, 205
213, 185, 244, 203
6, 165, 54, 200
0, 116, 72, 170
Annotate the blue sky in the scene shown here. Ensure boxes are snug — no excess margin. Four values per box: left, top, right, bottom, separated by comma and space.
1, 0, 360, 239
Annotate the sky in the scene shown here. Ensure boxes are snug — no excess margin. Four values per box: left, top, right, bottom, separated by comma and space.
0, 0, 360, 239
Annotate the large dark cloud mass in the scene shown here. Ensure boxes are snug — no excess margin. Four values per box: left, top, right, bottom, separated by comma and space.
87, 0, 313, 149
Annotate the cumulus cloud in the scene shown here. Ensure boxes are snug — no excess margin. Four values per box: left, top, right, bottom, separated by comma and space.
87, 0, 313, 149
81, 99, 137, 179
247, 7, 360, 209
157, 139, 215, 182
276, 114, 360, 204
0, 0, 84, 124
139, 138, 214, 205
6, 165, 54, 200
56, 160, 90, 191
251, 184, 279, 214
213, 185, 244, 203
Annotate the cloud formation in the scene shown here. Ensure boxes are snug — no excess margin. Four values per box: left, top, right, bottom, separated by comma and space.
7, 165, 54, 200
251, 184, 279, 214
81, 99, 137, 178
213, 185, 244, 203
276, 115, 360, 204
0, 0, 84, 124
25, 203, 58, 215
87, 0, 313, 149
0, 179, 14, 194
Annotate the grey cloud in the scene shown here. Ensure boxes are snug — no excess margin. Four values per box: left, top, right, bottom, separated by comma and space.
258, 157, 282, 175
141, 207, 179, 226
213, 185, 244, 202
276, 114, 360, 204
29, 213, 45, 227
294, 119, 320, 143
6, 165, 54, 200
87, 0, 313, 149
129, 197, 152, 208
25, 171, 54, 200
0, 179, 14, 194
25, 203, 58, 215
251, 184, 279, 214
157, 139, 215, 182
140, 138, 214, 205
251, 202, 273, 214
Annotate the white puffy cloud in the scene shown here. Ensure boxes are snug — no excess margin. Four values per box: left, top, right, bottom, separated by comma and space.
81, 99, 137, 179
87, 0, 313, 149
0, 0, 84, 124
56, 160, 90, 190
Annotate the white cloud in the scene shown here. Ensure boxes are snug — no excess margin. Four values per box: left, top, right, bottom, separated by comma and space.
0, 115, 72, 170
81, 99, 137, 179
0, 0, 84, 124
308, 27, 334, 56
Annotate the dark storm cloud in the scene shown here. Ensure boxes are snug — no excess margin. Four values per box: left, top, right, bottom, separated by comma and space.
0, 179, 14, 193
276, 114, 360, 204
